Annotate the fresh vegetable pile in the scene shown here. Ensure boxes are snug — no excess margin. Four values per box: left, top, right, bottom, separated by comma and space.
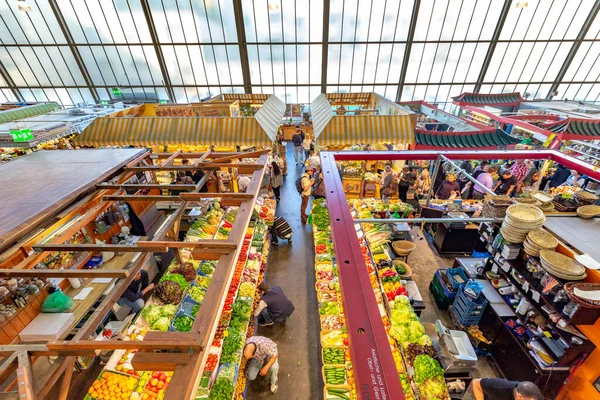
188, 286, 206, 303
319, 301, 340, 316
140, 304, 177, 325
208, 377, 234, 400
173, 315, 194, 332
199, 261, 216, 276
413, 354, 444, 384
326, 387, 352, 400
160, 272, 190, 291
169, 262, 197, 281
312, 198, 331, 231
324, 366, 346, 384
155, 281, 183, 305
323, 347, 345, 365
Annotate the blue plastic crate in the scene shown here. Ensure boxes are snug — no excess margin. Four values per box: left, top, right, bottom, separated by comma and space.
452, 286, 488, 326
446, 268, 469, 290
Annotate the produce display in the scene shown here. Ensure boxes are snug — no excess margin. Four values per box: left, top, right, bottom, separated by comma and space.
86, 371, 138, 400
347, 200, 449, 399
350, 198, 414, 219
311, 200, 358, 399
85, 198, 274, 400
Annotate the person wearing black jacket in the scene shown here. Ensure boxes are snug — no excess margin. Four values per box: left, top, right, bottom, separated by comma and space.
117, 270, 154, 313
192, 170, 208, 192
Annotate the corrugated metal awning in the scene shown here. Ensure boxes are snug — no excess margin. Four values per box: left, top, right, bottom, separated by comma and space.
319, 115, 415, 145
76, 116, 273, 147
0, 102, 61, 123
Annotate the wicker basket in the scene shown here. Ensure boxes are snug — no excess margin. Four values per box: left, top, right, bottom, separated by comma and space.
565, 282, 600, 308
552, 201, 577, 212
577, 204, 600, 219
391, 240, 416, 256
576, 191, 599, 205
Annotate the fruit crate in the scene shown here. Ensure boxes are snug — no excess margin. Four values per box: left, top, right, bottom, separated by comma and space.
322, 346, 346, 365
322, 365, 347, 385
324, 385, 353, 400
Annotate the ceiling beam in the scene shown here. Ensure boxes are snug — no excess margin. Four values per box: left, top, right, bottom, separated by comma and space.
47, 0, 99, 104
321, 0, 331, 94
140, 0, 175, 102
546, 0, 600, 100
473, 0, 512, 93
233, 0, 252, 93
0, 61, 23, 102
396, 0, 421, 102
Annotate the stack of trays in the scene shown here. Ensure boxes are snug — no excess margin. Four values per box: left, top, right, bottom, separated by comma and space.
482, 195, 515, 218
539, 250, 587, 281
500, 204, 546, 243
523, 229, 558, 257
530, 190, 554, 212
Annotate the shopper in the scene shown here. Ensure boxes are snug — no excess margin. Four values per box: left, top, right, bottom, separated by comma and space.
254, 282, 295, 325
292, 128, 303, 165
178, 171, 194, 185
307, 151, 321, 171
473, 167, 497, 200
397, 166, 415, 203
299, 166, 315, 224
244, 336, 279, 393
271, 161, 283, 202
510, 159, 530, 184
117, 270, 154, 314
302, 133, 313, 160
435, 173, 460, 200
192, 170, 209, 192
561, 169, 586, 188
381, 165, 395, 201
270, 215, 292, 245
181, 159, 193, 178
549, 164, 570, 188
238, 175, 252, 193
414, 168, 431, 200
472, 378, 543, 400
494, 170, 517, 196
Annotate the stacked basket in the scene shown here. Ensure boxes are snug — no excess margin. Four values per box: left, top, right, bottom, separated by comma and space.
481, 195, 514, 219
500, 204, 546, 243
539, 250, 587, 281
575, 190, 599, 205
576, 204, 600, 219
523, 229, 558, 257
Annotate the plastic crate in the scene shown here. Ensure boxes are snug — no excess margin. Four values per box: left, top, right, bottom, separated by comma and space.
429, 279, 453, 311
452, 287, 488, 326
446, 268, 469, 290
434, 269, 457, 299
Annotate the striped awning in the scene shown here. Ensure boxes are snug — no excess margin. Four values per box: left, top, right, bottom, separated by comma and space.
0, 102, 61, 123
318, 115, 415, 145
75, 116, 274, 147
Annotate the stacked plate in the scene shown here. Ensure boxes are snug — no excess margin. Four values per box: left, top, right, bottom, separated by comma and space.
482, 195, 515, 218
523, 229, 558, 257
500, 204, 546, 243
539, 250, 587, 281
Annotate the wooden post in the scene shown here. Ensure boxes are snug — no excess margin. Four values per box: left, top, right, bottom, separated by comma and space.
57, 357, 75, 400
16, 352, 34, 400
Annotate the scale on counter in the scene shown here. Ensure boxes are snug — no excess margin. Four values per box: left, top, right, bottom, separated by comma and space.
435, 320, 478, 374
391, 222, 412, 241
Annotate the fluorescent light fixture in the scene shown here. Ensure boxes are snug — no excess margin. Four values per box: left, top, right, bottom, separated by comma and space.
268, 2, 279, 10
515, 1, 529, 8
17, 0, 31, 12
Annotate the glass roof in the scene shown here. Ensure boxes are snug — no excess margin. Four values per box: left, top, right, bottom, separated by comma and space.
0, 0, 599, 107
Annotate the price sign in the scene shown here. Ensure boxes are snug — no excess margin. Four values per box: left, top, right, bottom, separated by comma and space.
491, 264, 498, 274
501, 261, 511, 272
532, 290, 540, 303
522, 281, 530, 292
9, 128, 33, 142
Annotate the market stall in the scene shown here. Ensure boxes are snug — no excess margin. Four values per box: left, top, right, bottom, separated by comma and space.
317, 148, 600, 400
0, 149, 275, 400
75, 95, 285, 152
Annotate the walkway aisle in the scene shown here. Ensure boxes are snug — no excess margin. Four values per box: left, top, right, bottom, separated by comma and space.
248, 144, 322, 399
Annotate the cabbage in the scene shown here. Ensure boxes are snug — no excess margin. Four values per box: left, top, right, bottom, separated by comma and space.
391, 308, 417, 324
416, 334, 433, 347
161, 304, 178, 318
419, 376, 448, 400
151, 317, 171, 332
389, 325, 410, 344
413, 355, 444, 384
394, 295, 410, 306
141, 306, 162, 325
409, 321, 425, 337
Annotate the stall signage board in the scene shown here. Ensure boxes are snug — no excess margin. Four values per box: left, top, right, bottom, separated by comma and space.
10, 128, 33, 142
112, 87, 122, 96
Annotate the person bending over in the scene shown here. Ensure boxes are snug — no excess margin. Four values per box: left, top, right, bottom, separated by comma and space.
244, 336, 279, 393
254, 282, 295, 326
472, 378, 543, 400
